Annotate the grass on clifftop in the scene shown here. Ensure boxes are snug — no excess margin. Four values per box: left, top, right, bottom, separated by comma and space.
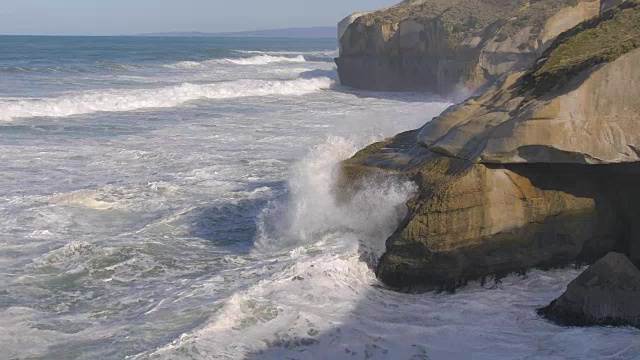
358, 0, 587, 39
496, 0, 589, 41
358, 0, 524, 34
522, 0, 640, 97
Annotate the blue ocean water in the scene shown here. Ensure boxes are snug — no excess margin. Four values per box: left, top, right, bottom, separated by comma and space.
0, 36, 638, 360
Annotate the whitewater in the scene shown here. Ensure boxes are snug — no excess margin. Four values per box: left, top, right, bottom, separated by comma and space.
0, 36, 638, 360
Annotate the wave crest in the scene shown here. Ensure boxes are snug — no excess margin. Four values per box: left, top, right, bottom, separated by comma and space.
162, 61, 204, 69
225, 55, 307, 65
0, 77, 334, 121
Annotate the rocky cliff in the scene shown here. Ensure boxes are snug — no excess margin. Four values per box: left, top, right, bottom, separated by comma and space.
339, 1, 640, 291
336, 0, 605, 95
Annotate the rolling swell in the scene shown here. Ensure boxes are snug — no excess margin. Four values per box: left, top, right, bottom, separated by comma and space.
225, 55, 307, 65
0, 76, 334, 121
163, 55, 308, 69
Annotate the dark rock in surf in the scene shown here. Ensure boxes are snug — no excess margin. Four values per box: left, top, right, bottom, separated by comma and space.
538, 252, 640, 328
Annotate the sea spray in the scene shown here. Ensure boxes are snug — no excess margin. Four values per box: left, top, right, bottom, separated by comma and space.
4, 35, 629, 360
139, 107, 457, 358
254, 136, 416, 263
143, 136, 418, 359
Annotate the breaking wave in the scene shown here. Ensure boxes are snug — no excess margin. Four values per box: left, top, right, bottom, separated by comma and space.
162, 61, 205, 69
234, 49, 338, 57
161, 49, 337, 70
0, 76, 334, 121
255, 136, 415, 261
232, 49, 338, 63
225, 55, 307, 65
163, 55, 306, 69
142, 135, 418, 359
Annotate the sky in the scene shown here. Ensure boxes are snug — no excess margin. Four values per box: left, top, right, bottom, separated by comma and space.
0, 0, 399, 36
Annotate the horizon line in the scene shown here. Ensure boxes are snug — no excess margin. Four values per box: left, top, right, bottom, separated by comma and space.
0, 25, 338, 38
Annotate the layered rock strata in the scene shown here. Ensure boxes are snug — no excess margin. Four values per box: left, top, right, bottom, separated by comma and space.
339, 1, 640, 291
336, 0, 604, 95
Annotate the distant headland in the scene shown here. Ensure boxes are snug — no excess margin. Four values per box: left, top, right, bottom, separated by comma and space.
138, 26, 337, 39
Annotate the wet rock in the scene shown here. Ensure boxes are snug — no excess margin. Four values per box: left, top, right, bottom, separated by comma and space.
538, 252, 640, 328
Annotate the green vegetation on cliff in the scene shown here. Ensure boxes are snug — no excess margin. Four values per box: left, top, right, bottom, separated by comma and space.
497, 0, 590, 40
523, 0, 640, 96
359, 0, 524, 35
358, 0, 590, 38
338, 0, 603, 93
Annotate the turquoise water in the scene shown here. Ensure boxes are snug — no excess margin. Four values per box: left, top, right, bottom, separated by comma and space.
0, 36, 638, 360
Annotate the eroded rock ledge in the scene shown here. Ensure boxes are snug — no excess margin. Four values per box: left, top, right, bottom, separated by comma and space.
336, 0, 605, 95
339, 1, 640, 292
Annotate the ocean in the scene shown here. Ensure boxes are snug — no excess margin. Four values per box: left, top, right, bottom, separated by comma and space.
0, 36, 638, 360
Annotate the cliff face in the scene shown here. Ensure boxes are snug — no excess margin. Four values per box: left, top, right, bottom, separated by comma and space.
336, 0, 603, 95
339, 1, 640, 291
338, 11, 374, 53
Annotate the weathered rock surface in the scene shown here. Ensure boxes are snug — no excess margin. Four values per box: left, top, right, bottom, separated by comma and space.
336, 0, 604, 95
418, 3, 640, 164
538, 252, 640, 328
338, 12, 375, 53
339, 1, 640, 291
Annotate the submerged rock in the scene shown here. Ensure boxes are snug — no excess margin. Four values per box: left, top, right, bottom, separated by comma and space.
339, 1, 640, 291
538, 252, 640, 328
336, 0, 605, 95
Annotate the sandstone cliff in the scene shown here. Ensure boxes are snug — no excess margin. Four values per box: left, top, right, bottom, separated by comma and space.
336, 0, 605, 95
340, 1, 640, 291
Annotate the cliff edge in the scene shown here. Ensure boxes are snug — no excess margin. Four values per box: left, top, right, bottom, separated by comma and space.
336, 0, 605, 95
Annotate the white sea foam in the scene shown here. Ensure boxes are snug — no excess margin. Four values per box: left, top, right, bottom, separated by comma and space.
160, 50, 332, 73
143, 135, 417, 359
139, 106, 640, 359
225, 55, 307, 65
162, 61, 205, 69
255, 136, 415, 261
49, 190, 117, 210
0, 77, 333, 121
235, 49, 339, 58
6, 39, 638, 360
143, 262, 640, 360
30, 241, 96, 271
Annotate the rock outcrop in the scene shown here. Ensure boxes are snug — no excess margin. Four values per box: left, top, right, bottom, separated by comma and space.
339, 1, 640, 291
538, 252, 640, 328
338, 12, 374, 53
336, 0, 605, 95
601, 0, 626, 11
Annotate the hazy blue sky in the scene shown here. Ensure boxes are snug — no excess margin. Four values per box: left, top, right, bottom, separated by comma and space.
0, 0, 399, 35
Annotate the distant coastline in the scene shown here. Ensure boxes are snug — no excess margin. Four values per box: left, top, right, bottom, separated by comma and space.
138, 27, 337, 39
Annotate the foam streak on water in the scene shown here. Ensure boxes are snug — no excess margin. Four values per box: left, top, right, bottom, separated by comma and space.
0, 77, 333, 121
225, 54, 307, 65
0, 36, 638, 360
